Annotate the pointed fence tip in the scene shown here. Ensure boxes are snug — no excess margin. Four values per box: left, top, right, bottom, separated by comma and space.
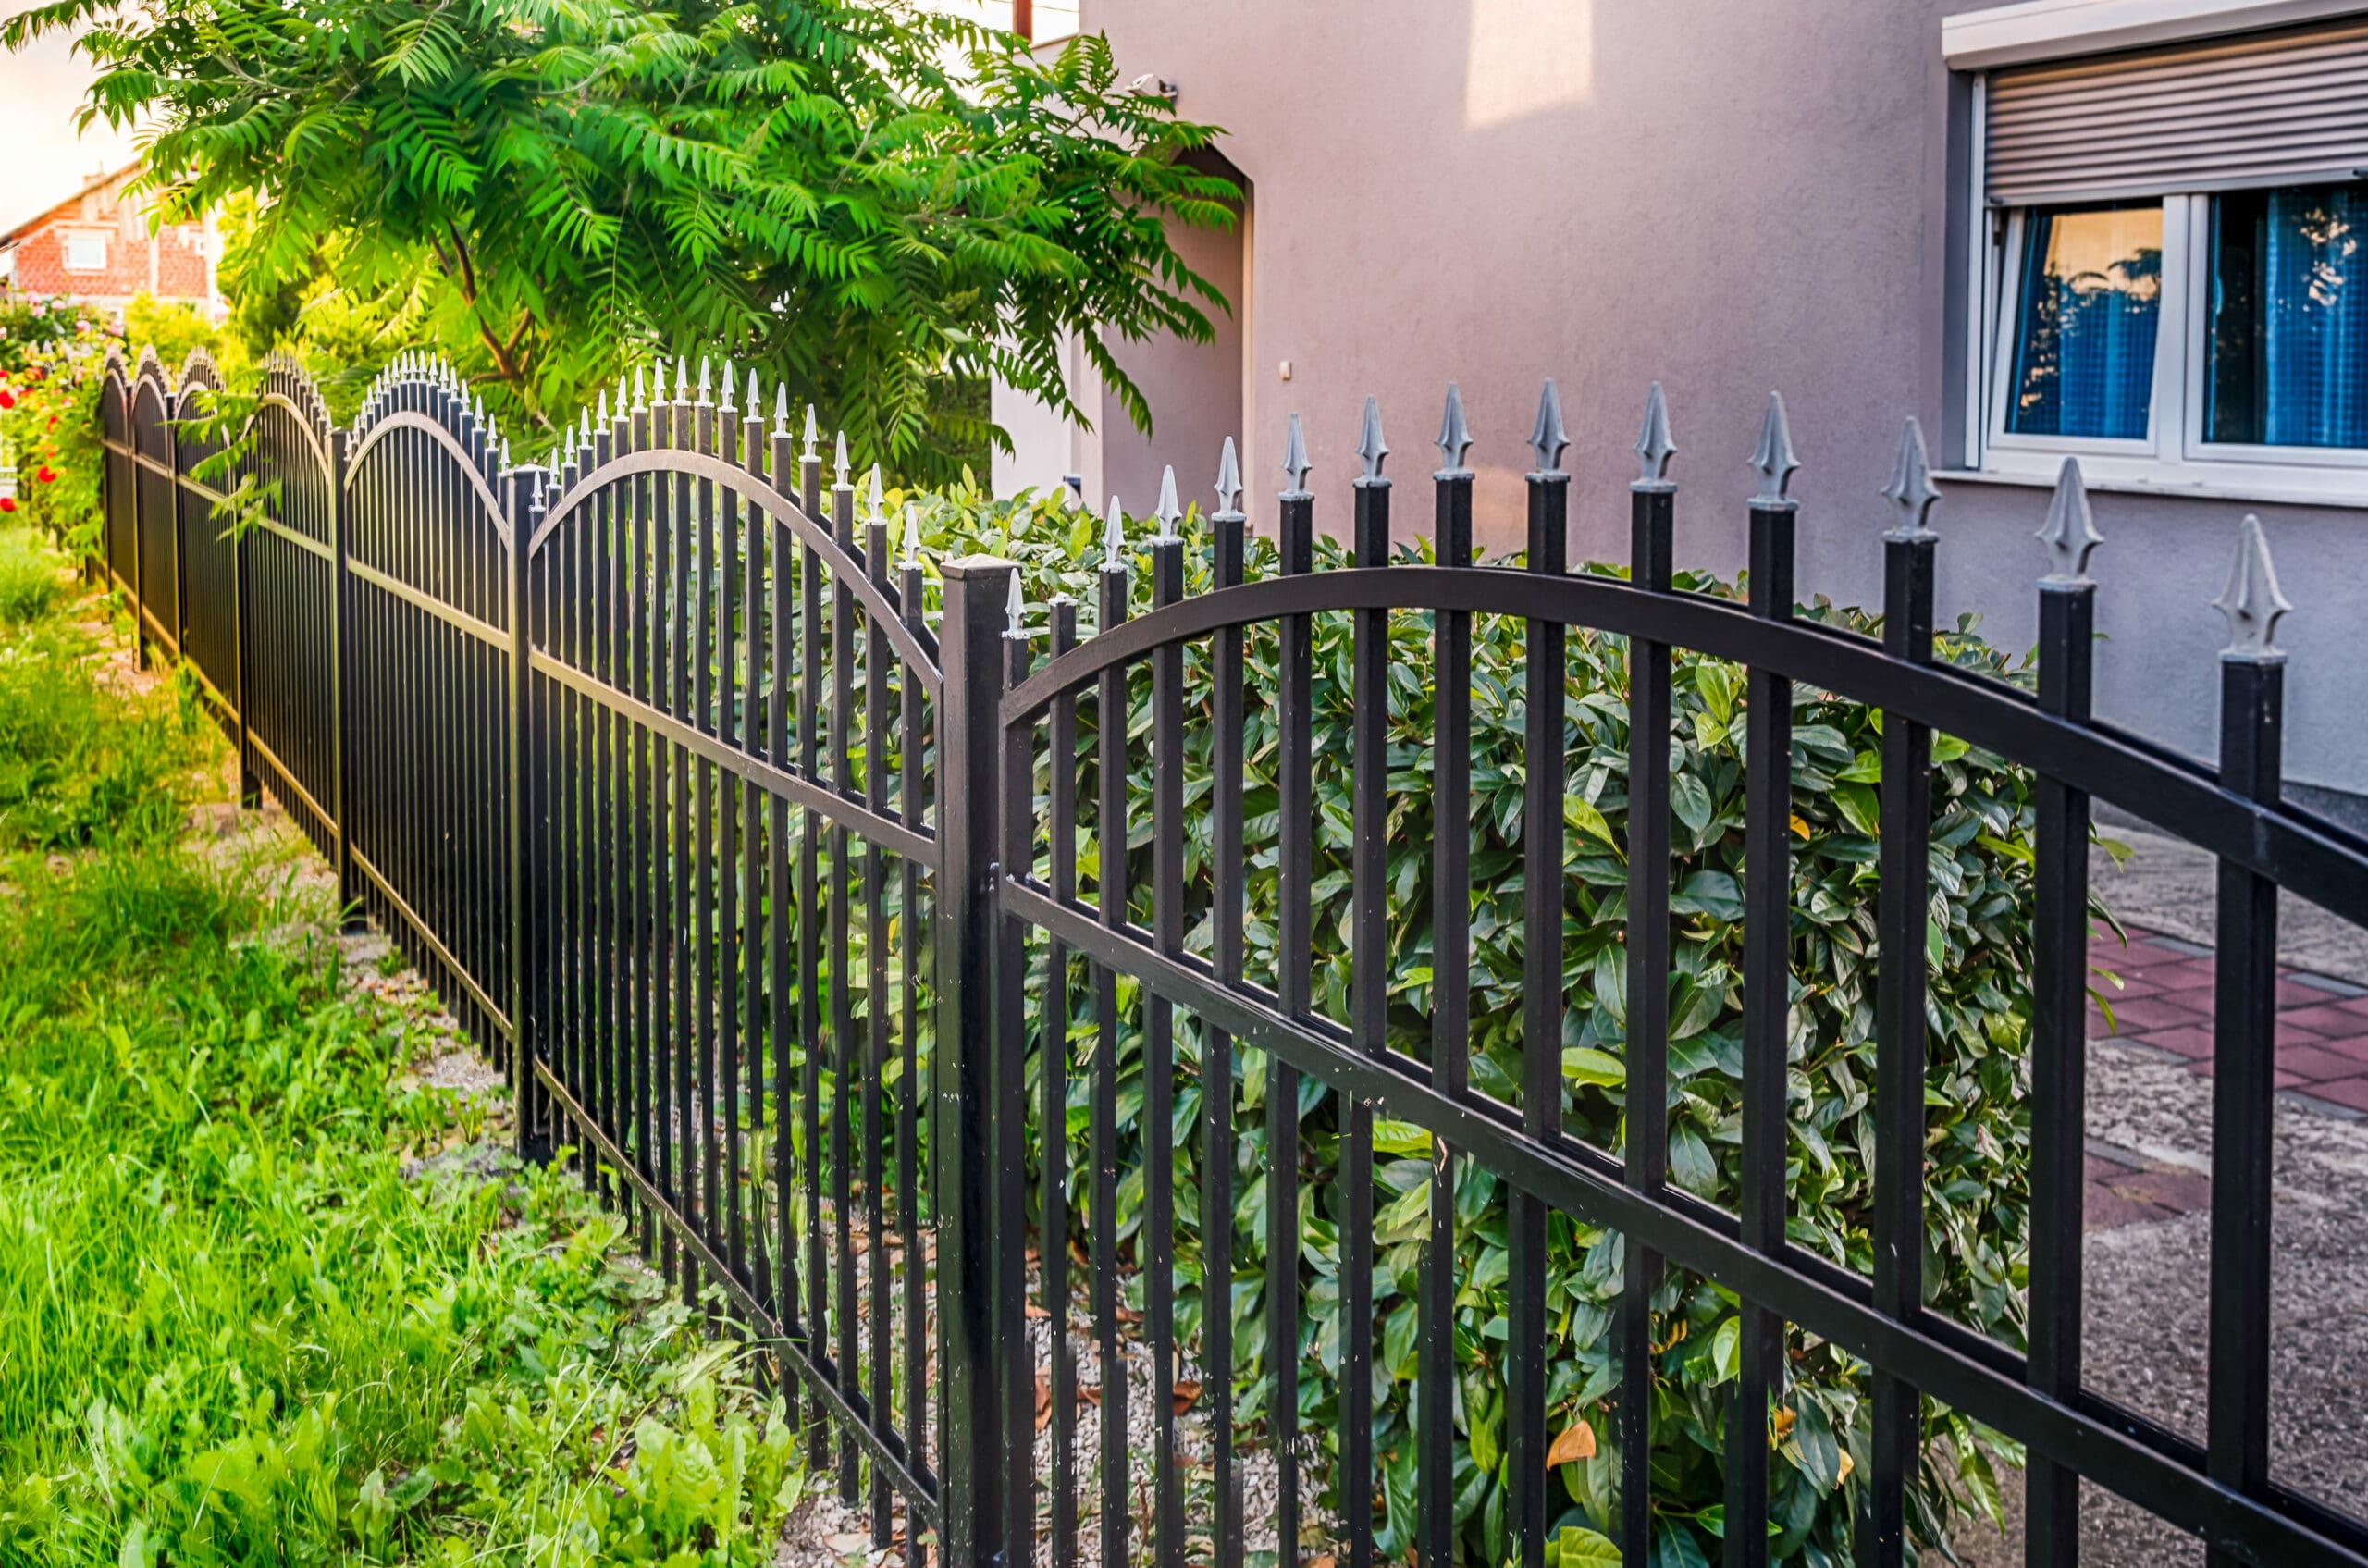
1355, 394, 1389, 481
744, 368, 760, 415
1279, 413, 1312, 496
833, 432, 850, 487
1749, 391, 1799, 503
1154, 465, 1183, 539
1881, 417, 1941, 540
772, 384, 790, 434
633, 364, 648, 410
1215, 436, 1242, 515
697, 356, 713, 403
1529, 379, 1569, 475
2214, 514, 2292, 659
1436, 382, 1473, 473
902, 501, 922, 566
1007, 569, 1026, 637
867, 463, 886, 522
674, 359, 689, 401
1103, 495, 1128, 570
1634, 381, 1675, 484
2037, 458, 2103, 583
721, 360, 737, 412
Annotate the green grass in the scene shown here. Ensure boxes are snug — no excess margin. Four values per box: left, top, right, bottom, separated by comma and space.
0, 523, 807, 1566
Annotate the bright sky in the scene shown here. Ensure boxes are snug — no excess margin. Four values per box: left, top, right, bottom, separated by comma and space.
0, 15, 141, 234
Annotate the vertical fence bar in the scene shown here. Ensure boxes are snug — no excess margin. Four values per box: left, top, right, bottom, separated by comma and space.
832, 469, 862, 1495
2204, 518, 2288, 1568
1869, 422, 1940, 1568
898, 533, 931, 1558
1092, 514, 1131, 1568
1512, 385, 1568, 1568
1148, 500, 1187, 1568
2028, 461, 2099, 1568
1731, 396, 1798, 1568
1621, 386, 1678, 1568
1422, 389, 1473, 1568
1000, 593, 1039, 1565
1046, 591, 1080, 1568
801, 438, 832, 1464
768, 402, 801, 1428
509, 472, 540, 1162
1272, 424, 1315, 1568
1345, 407, 1389, 1568
869, 503, 898, 1544
330, 428, 356, 923
936, 554, 1016, 1568
1207, 443, 1248, 1568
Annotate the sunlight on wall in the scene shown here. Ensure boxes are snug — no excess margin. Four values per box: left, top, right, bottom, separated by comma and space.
1464, 0, 1595, 129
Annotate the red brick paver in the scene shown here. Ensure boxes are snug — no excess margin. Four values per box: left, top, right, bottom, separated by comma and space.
2089, 924, 2368, 1113
2079, 923, 2368, 1229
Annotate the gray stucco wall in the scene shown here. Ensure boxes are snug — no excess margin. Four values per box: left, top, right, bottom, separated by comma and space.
1064, 0, 2368, 804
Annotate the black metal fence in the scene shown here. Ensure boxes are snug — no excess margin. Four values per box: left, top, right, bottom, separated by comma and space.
92, 343, 2368, 1568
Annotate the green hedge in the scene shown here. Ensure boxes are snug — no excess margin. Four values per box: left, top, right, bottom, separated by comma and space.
890, 478, 2055, 1567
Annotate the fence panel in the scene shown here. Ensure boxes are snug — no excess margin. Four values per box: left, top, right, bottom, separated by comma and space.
517, 366, 948, 1553
984, 392, 2368, 1568
130, 350, 178, 657
239, 361, 342, 855
99, 353, 133, 597
172, 352, 240, 716
343, 369, 512, 1051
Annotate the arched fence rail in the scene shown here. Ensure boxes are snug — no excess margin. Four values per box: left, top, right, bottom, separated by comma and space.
92, 355, 2368, 1568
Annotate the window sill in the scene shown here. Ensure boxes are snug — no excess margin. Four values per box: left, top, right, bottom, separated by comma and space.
1941, 463, 2366, 509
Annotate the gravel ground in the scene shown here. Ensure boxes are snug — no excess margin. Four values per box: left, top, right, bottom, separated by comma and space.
2093, 821, 2368, 987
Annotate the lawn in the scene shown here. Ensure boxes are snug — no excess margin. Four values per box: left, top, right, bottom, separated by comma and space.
0, 521, 806, 1566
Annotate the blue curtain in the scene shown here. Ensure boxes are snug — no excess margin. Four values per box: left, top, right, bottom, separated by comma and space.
2010, 209, 2161, 441
2261, 185, 2368, 449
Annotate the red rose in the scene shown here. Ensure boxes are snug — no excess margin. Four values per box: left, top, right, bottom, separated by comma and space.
36, 466, 56, 484
0, 498, 14, 513
0, 390, 13, 410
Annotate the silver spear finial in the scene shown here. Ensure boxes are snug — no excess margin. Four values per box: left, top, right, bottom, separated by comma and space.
1436, 382, 1473, 474
1007, 569, 1026, 638
633, 364, 648, 413
1279, 413, 1312, 497
1154, 465, 1182, 541
867, 463, 886, 524
1634, 381, 1676, 485
1355, 395, 1388, 481
744, 368, 760, 417
1103, 495, 1127, 571
720, 360, 736, 413
697, 357, 713, 405
673, 358, 689, 401
801, 404, 820, 462
1529, 379, 1569, 475
2214, 515, 2292, 660
598, 388, 610, 426
1881, 417, 1941, 542
833, 432, 850, 488
1215, 436, 1242, 516
774, 384, 790, 436
901, 501, 922, 568
1749, 392, 1799, 504
2037, 458, 2103, 584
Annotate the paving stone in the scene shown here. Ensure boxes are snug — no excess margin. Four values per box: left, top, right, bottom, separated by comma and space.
2133, 1026, 2214, 1059
2300, 1076, 2368, 1113
2274, 1044, 2364, 1082
2109, 995, 2214, 1031
2277, 1003, 2368, 1038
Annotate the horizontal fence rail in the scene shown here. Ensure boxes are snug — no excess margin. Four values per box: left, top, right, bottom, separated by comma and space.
91, 347, 2368, 1568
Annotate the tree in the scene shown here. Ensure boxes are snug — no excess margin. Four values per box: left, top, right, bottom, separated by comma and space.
4, 0, 1238, 480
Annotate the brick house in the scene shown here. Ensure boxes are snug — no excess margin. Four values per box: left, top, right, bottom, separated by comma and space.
0, 161, 219, 318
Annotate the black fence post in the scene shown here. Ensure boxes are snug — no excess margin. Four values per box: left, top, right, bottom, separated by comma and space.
936, 553, 1015, 1568
131, 384, 149, 673
2205, 516, 2288, 1568
508, 472, 543, 1166
328, 426, 358, 928
233, 407, 258, 808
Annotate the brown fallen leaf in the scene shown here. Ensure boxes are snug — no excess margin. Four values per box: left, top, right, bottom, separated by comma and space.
1546, 1419, 1597, 1466
825, 1533, 872, 1555
1035, 1373, 1052, 1432
1116, 1305, 1143, 1325
1770, 1406, 1798, 1443
1069, 1240, 1090, 1267
1024, 1300, 1050, 1319
1171, 1379, 1202, 1414
1312, 1556, 1338, 1568
1077, 1383, 1102, 1407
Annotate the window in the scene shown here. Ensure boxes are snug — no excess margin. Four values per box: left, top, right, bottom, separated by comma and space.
63, 234, 106, 273
1964, 17, 2368, 499
2205, 180, 2368, 451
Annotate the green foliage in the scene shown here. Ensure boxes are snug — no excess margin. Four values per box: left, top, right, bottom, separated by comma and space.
0, 289, 116, 549
10, 0, 1240, 478
882, 483, 2044, 1563
0, 529, 61, 624
0, 568, 807, 1567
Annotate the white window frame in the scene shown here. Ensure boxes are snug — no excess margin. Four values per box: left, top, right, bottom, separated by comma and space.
1957, 53, 2368, 505
62, 233, 107, 273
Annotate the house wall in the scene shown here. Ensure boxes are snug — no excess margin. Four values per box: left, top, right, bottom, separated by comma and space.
1040, 0, 2368, 812
2, 169, 215, 315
